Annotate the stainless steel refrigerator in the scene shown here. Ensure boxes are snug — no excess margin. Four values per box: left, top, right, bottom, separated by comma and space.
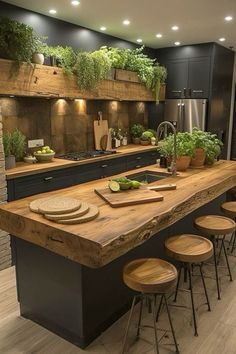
164, 99, 207, 132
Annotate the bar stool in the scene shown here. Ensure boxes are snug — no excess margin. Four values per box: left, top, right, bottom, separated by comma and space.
165, 234, 213, 336
221, 202, 236, 253
122, 258, 179, 354
194, 215, 236, 300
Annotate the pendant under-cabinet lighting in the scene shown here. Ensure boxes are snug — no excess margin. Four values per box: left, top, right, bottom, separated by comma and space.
156, 33, 162, 38
225, 16, 233, 21
100, 26, 107, 31
219, 37, 226, 42
136, 38, 143, 43
123, 20, 130, 25
174, 41, 181, 46
172, 25, 179, 31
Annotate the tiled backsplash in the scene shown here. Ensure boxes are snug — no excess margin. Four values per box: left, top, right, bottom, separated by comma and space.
1, 97, 149, 154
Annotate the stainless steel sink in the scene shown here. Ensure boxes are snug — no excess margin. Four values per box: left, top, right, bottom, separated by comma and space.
126, 170, 171, 184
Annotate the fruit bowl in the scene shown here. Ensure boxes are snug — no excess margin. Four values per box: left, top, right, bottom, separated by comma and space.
34, 152, 55, 162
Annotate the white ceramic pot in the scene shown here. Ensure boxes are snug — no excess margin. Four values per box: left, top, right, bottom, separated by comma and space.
32, 53, 45, 65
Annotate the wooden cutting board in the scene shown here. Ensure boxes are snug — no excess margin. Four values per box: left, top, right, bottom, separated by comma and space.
95, 188, 163, 208
94, 114, 109, 150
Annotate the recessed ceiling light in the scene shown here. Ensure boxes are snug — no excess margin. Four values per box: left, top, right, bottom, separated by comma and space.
219, 37, 226, 42
136, 38, 143, 43
172, 25, 179, 31
71, 0, 80, 5
100, 26, 107, 31
225, 16, 233, 21
156, 33, 162, 38
123, 20, 130, 25
174, 41, 181, 46
49, 9, 57, 14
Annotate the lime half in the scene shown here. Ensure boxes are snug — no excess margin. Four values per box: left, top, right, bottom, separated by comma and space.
108, 180, 120, 192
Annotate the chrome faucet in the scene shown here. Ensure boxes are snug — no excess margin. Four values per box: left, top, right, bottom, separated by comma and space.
156, 121, 177, 175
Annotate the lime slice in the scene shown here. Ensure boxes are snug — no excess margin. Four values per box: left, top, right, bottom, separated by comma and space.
108, 180, 120, 192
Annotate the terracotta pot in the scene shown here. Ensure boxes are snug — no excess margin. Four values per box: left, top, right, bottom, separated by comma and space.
132, 137, 140, 144
176, 155, 191, 171
32, 53, 45, 65
190, 148, 206, 168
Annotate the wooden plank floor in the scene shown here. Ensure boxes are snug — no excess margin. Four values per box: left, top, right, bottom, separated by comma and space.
1, 251, 236, 353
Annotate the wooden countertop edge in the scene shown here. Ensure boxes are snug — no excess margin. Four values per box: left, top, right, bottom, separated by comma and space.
1, 161, 236, 268
5, 145, 157, 179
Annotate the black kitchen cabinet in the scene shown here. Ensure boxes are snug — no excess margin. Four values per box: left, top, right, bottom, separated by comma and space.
7, 150, 158, 201
165, 56, 211, 99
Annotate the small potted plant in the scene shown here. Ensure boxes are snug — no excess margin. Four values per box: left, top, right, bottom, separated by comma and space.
32, 36, 48, 65
190, 128, 208, 168
204, 133, 223, 165
130, 124, 145, 144
3, 129, 26, 169
157, 132, 194, 171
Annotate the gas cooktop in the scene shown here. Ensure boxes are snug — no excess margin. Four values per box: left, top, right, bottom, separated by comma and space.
56, 150, 117, 161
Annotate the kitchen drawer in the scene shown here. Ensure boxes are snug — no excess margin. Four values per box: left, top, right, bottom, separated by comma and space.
126, 151, 159, 170
98, 158, 126, 178
7, 168, 79, 201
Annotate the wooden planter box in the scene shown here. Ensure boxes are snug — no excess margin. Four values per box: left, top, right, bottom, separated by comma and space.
0, 59, 165, 101
115, 69, 140, 83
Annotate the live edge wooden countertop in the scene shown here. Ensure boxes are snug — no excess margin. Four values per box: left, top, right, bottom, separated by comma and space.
1, 160, 236, 268
5, 145, 157, 179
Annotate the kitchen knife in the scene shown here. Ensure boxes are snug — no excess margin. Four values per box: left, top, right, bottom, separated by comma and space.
142, 183, 177, 191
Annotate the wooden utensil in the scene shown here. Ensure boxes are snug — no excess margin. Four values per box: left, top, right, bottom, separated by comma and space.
144, 184, 177, 191
100, 134, 108, 151
95, 188, 163, 208
94, 111, 109, 150
29, 197, 52, 213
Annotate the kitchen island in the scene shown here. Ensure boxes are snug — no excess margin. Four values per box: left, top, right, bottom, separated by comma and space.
0, 160, 236, 347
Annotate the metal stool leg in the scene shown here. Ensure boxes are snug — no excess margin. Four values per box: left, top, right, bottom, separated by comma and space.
174, 266, 182, 302
188, 265, 198, 336
199, 263, 211, 311
211, 235, 221, 300
156, 294, 163, 322
222, 236, 233, 281
231, 231, 236, 253
121, 295, 137, 354
163, 295, 179, 353
136, 295, 143, 339
152, 294, 160, 354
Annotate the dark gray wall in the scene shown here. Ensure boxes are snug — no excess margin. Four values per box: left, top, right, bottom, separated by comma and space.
0, 1, 156, 57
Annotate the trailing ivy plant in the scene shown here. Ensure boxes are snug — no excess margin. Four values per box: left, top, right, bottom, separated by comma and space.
91, 50, 111, 81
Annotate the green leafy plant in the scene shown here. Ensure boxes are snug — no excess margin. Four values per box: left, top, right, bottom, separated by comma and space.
191, 128, 223, 164
3, 129, 26, 160
91, 50, 112, 81
130, 124, 145, 138
157, 132, 194, 158
0, 17, 41, 69
44, 45, 77, 74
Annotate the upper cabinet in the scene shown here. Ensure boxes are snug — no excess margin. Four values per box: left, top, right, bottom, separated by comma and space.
157, 43, 214, 99
0, 59, 165, 102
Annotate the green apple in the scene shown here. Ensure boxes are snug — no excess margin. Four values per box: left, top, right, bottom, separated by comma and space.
49, 149, 54, 153
36, 150, 42, 154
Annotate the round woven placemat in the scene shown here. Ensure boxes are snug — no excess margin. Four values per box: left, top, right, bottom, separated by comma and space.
57, 204, 99, 224
29, 197, 52, 214
38, 197, 81, 215
44, 202, 89, 221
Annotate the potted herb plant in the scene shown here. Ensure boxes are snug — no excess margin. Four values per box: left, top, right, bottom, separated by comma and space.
140, 130, 154, 145
3, 129, 26, 169
32, 36, 48, 65
204, 133, 223, 165
44, 45, 77, 74
157, 132, 194, 171
190, 128, 209, 167
130, 123, 145, 144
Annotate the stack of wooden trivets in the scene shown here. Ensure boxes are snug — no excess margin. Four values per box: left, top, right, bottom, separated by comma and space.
29, 197, 99, 224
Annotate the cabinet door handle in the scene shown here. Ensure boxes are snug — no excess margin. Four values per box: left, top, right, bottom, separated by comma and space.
44, 177, 53, 181
135, 165, 141, 169
171, 90, 182, 93
136, 156, 142, 160
192, 90, 203, 93
101, 164, 108, 168
183, 88, 187, 97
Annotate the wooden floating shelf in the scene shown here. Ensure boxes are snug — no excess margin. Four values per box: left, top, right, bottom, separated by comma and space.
0, 59, 165, 101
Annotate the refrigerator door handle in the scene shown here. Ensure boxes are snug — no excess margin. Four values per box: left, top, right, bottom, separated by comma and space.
181, 103, 185, 131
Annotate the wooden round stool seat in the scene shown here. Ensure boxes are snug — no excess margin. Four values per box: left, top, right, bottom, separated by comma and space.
221, 202, 236, 219
194, 215, 236, 235
165, 234, 213, 263
123, 258, 177, 294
